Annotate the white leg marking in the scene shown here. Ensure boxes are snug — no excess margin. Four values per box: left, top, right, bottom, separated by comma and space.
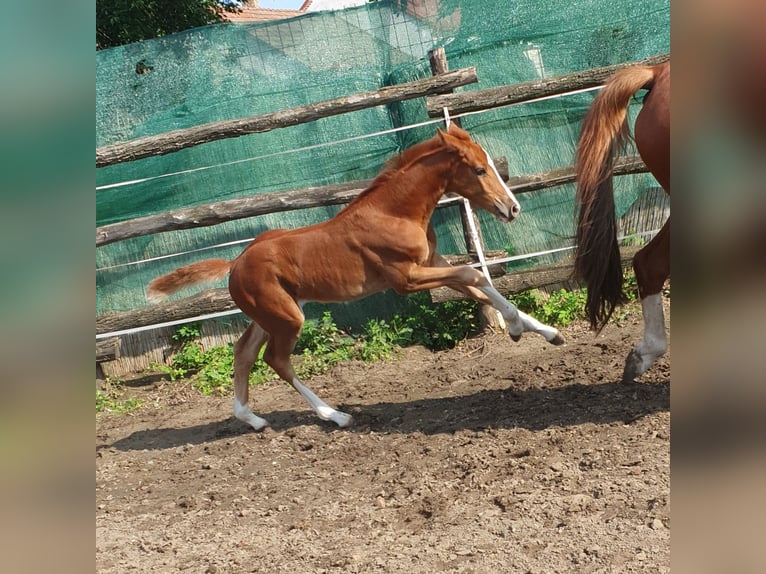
476, 284, 563, 344
517, 310, 563, 343
477, 284, 524, 336
234, 397, 269, 431
632, 293, 668, 375
292, 378, 352, 428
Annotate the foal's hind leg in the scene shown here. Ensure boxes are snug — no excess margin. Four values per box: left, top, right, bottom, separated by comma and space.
261, 303, 353, 428
232, 323, 270, 431
623, 219, 670, 383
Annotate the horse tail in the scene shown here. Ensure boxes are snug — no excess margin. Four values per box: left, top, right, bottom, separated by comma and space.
146, 259, 232, 302
574, 64, 658, 332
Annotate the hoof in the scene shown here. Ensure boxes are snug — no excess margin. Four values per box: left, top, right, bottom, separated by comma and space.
235, 413, 270, 432
334, 412, 353, 428
246, 418, 270, 432
549, 333, 566, 346
510, 332, 522, 343
622, 349, 643, 384
318, 406, 353, 428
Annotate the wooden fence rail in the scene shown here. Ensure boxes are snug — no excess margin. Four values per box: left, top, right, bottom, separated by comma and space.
430, 247, 641, 303
96, 245, 643, 335
96, 252, 503, 335
97, 158, 508, 246
426, 54, 669, 117
95, 155, 647, 246
96, 158, 650, 336
97, 289, 236, 335
96, 67, 478, 168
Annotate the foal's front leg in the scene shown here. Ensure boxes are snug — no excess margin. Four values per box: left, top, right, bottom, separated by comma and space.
400, 261, 564, 345
466, 275, 565, 345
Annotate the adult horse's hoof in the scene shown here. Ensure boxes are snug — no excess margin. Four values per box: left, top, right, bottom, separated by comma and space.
622, 349, 643, 384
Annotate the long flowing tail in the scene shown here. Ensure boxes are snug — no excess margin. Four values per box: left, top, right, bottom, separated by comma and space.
146, 259, 231, 302
573, 64, 658, 331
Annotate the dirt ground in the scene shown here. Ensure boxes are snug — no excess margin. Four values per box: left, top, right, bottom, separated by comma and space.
96, 297, 670, 574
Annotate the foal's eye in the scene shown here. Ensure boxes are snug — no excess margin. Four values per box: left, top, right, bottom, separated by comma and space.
474, 167, 487, 176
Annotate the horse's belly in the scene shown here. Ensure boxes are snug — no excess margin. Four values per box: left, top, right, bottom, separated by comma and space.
298, 273, 388, 303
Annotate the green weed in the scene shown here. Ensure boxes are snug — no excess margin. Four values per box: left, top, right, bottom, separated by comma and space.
540, 289, 588, 326
173, 322, 201, 342
512, 287, 585, 327
294, 312, 356, 377
360, 316, 411, 361
513, 269, 641, 327
400, 292, 479, 350
622, 230, 646, 247
153, 324, 236, 395
296, 312, 355, 356
96, 380, 142, 414
623, 270, 639, 302
193, 344, 235, 395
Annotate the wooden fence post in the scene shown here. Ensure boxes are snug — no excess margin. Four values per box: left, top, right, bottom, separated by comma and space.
428, 47, 504, 334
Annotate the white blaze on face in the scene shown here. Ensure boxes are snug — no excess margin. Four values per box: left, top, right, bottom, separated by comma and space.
484, 149, 521, 214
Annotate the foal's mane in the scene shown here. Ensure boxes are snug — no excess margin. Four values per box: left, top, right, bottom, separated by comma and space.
382, 135, 444, 172
346, 135, 447, 207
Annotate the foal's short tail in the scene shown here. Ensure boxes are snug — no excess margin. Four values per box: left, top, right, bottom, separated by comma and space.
574, 64, 658, 332
146, 259, 231, 302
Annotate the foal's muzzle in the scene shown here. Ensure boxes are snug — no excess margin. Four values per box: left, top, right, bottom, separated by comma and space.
494, 200, 521, 222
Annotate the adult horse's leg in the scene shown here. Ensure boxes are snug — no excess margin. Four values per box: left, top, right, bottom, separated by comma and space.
259, 298, 353, 428
402, 259, 564, 345
623, 218, 670, 382
231, 322, 271, 431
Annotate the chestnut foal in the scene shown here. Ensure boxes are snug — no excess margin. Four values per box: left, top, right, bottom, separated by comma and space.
148, 124, 564, 430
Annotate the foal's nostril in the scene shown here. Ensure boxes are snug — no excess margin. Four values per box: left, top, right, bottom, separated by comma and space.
511, 203, 521, 217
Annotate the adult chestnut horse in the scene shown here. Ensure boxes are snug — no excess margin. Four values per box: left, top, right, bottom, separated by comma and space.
148, 124, 564, 431
574, 60, 670, 383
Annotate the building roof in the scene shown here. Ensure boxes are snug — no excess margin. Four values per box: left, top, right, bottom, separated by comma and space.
300, 0, 369, 11
224, 4, 304, 23
223, 1, 372, 23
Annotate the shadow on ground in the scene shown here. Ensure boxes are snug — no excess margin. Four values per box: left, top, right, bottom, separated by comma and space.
105, 378, 669, 452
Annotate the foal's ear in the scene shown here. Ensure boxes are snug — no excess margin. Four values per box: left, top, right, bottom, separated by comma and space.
436, 126, 466, 152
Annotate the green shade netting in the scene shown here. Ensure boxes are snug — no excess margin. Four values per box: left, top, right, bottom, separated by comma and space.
97, 0, 669, 329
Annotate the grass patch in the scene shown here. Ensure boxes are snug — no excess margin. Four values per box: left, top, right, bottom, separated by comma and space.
96, 380, 142, 414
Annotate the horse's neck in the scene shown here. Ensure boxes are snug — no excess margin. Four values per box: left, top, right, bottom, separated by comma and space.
366, 152, 456, 222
